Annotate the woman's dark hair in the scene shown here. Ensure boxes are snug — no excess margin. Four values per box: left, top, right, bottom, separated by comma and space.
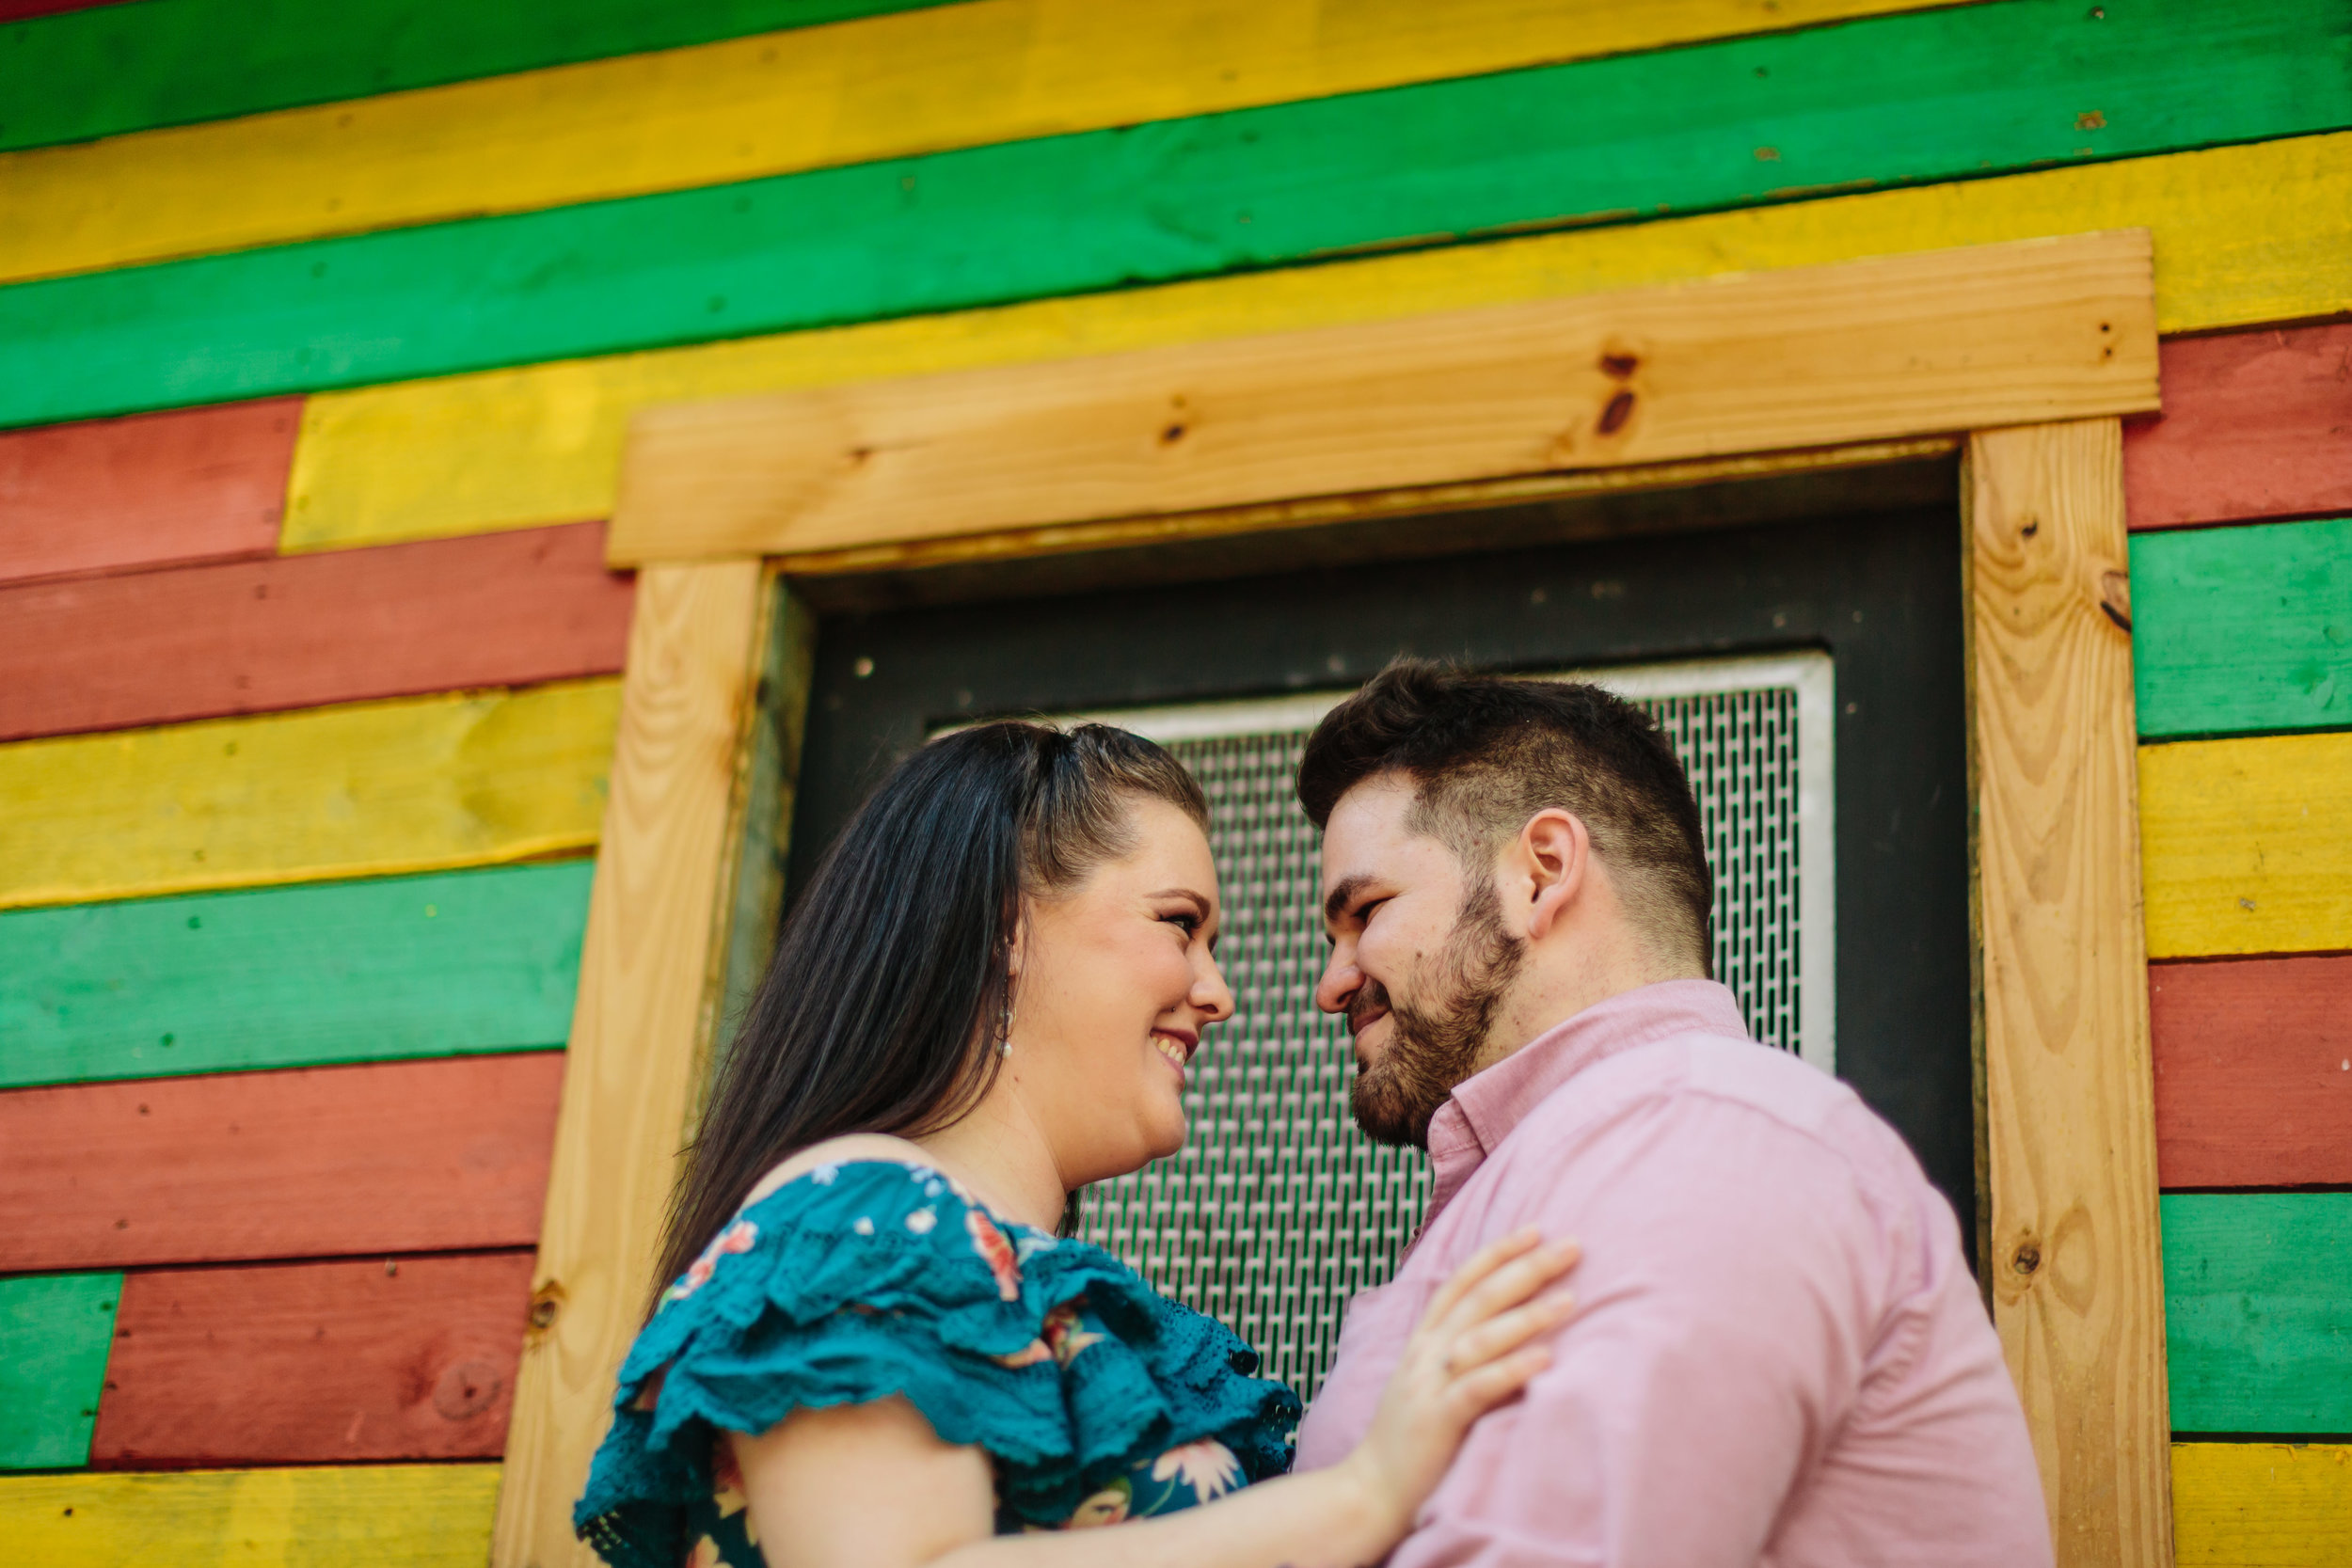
652, 721, 1208, 1301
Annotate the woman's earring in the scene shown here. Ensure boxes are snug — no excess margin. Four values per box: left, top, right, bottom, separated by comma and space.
997, 997, 1015, 1058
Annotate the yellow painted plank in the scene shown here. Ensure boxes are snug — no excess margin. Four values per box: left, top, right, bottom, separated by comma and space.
2173, 1442, 2352, 1568
0, 1464, 501, 1567
283, 132, 2352, 555
0, 0, 1934, 286
2139, 730, 2352, 960
0, 679, 619, 911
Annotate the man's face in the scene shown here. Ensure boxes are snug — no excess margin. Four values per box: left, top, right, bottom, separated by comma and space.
1314, 776, 1526, 1148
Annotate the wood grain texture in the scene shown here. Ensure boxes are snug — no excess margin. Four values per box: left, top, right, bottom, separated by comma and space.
92, 1252, 536, 1467
0, 1464, 502, 1566
2164, 1194, 2352, 1436
2173, 1442, 2352, 1567
2152, 955, 2352, 1190
0, 862, 593, 1090
0, 0, 1933, 284
0, 677, 619, 911
2132, 516, 2352, 741
0, 1271, 119, 1469
2138, 730, 2352, 960
612, 233, 2157, 562
0, 520, 634, 741
283, 132, 2352, 555
0, 1052, 564, 1272
2125, 321, 2352, 531
0, 398, 295, 586
495, 561, 768, 1568
1965, 420, 2170, 1568
3, 0, 2337, 430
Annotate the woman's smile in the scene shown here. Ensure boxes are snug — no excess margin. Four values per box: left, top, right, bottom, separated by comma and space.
1152, 1027, 1199, 1085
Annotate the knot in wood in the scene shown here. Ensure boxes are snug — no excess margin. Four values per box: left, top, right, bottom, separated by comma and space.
1597, 389, 1637, 436
2012, 1243, 2042, 1275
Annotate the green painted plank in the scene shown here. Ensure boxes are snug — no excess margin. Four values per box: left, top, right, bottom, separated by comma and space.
0, 861, 592, 1089
2135, 517, 2352, 741
1, 0, 2342, 428
0, 0, 963, 153
0, 1273, 121, 1470
2165, 1194, 2352, 1436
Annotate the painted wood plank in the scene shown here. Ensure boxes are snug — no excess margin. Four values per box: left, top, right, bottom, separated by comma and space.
2133, 515, 2352, 741
612, 233, 2155, 562
0, 677, 619, 912
0, 397, 295, 586
2125, 323, 2352, 532
495, 562, 770, 1568
0, 520, 634, 741
283, 132, 2352, 555
2173, 1442, 2352, 1568
0, 1464, 501, 1566
0, 1052, 564, 1273
1, 0, 2338, 431
92, 1252, 535, 1466
2165, 1194, 2352, 1436
2153, 955, 2352, 1191
0, 862, 593, 1091
0, 1272, 119, 1469
1967, 420, 2171, 1565
2, 0, 1939, 286
2139, 730, 2352, 960
0, 0, 954, 151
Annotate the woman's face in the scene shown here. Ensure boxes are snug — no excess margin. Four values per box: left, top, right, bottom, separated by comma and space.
1009, 796, 1234, 1189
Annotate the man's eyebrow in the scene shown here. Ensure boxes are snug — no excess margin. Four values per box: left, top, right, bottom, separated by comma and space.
1323, 873, 1375, 927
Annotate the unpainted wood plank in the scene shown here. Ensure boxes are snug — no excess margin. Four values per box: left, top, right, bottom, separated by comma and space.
495, 561, 768, 1568
0, 1052, 564, 1273
2173, 1441, 2352, 1568
0, 1463, 502, 1566
0, 0, 1936, 284
0, 520, 634, 741
2163, 1194, 2352, 1436
92, 1252, 536, 1467
614, 234, 2156, 562
2125, 323, 2352, 531
2152, 954, 2352, 1190
0, 1271, 120, 1469
286, 132, 2351, 555
2138, 730, 2352, 960
0, 677, 619, 911
0, 398, 295, 586
0, 862, 593, 1090
4, 0, 2333, 430
2132, 515, 2352, 741
1965, 419, 2170, 1567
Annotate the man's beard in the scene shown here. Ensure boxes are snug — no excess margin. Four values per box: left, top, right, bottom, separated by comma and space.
1348, 880, 1526, 1148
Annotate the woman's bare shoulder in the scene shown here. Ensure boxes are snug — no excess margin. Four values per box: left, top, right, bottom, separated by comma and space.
741, 1133, 939, 1208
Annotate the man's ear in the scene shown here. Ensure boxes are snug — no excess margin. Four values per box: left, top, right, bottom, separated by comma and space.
1519, 809, 1590, 941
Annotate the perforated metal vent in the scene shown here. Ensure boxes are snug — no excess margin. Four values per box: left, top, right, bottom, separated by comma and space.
1061, 655, 1834, 1400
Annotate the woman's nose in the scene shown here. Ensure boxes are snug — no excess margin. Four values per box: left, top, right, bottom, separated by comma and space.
1193, 952, 1236, 1022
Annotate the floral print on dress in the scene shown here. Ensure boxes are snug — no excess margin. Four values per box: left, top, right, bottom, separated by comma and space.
683, 1534, 731, 1568
1152, 1440, 1245, 1502
965, 1207, 1024, 1301
709, 1436, 760, 1546
662, 1220, 758, 1307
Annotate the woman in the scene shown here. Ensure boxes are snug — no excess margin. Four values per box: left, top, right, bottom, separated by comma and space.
578, 722, 1579, 1568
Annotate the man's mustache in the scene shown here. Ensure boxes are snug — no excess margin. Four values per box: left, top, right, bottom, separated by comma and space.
1347, 980, 1392, 1038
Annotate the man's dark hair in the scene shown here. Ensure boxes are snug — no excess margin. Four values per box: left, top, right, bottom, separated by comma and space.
1297, 659, 1713, 969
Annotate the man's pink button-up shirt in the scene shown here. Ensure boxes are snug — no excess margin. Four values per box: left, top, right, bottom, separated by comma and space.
1294, 979, 2051, 1567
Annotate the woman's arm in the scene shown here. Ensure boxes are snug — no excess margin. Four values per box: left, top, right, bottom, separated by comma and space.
731, 1228, 1580, 1568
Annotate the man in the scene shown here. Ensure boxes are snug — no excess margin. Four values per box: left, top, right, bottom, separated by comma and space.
1292, 661, 2050, 1566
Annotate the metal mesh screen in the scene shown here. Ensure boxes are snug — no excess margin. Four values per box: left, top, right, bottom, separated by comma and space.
1073, 670, 1824, 1401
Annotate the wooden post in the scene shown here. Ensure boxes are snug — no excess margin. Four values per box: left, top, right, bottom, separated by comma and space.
1964, 419, 2171, 1568
490, 560, 772, 1568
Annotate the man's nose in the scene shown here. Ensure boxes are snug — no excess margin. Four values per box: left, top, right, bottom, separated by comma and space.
1313, 944, 1359, 1017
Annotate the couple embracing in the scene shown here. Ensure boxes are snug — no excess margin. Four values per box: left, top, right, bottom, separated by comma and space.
578, 662, 2051, 1568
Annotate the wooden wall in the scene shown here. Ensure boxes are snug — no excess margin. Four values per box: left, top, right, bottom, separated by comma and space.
1, 1, 2345, 1561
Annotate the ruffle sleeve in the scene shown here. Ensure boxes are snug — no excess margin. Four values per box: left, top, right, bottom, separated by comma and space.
576, 1161, 1297, 1564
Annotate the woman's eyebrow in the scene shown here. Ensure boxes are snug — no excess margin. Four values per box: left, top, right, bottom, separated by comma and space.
1144, 886, 1214, 917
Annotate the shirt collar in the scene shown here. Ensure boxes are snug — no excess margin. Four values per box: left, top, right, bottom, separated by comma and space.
1422, 978, 1752, 1221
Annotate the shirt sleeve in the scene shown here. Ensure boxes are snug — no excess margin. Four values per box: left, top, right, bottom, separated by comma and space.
1390, 1090, 1892, 1568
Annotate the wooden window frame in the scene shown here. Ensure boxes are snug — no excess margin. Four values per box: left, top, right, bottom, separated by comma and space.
495, 232, 2170, 1568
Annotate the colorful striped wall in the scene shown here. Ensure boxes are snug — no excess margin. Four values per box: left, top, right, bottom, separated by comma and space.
1, 0, 2345, 1560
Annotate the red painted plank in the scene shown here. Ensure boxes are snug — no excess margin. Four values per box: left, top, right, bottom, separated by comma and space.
0, 399, 298, 586
91, 1251, 535, 1467
0, 520, 634, 740
2152, 952, 2352, 1189
0, 1052, 564, 1273
2125, 322, 2352, 531
0, 0, 128, 19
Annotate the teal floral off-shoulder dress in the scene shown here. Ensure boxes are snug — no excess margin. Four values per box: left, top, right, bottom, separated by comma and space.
576, 1160, 1300, 1565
